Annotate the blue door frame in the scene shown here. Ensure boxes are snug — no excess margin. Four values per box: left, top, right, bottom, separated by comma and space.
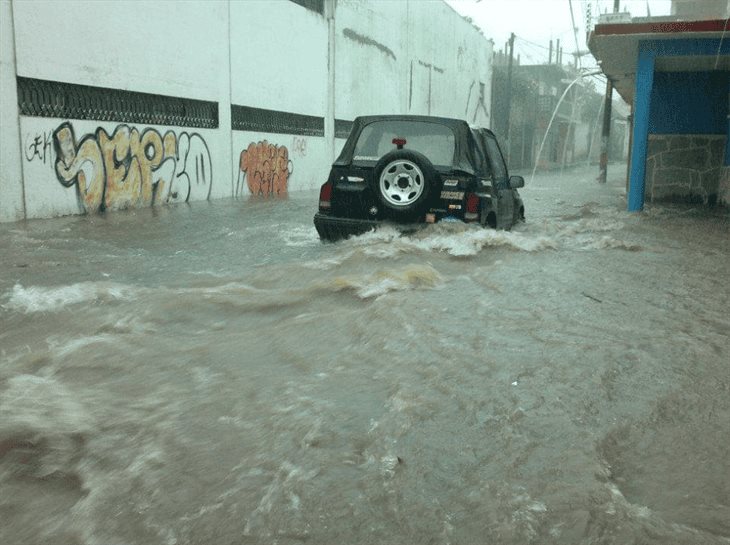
628, 38, 730, 211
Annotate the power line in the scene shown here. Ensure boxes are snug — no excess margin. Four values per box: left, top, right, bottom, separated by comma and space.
514, 35, 551, 51
586, 73, 607, 83
514, 36, 559, 65
514, 39, 552, 64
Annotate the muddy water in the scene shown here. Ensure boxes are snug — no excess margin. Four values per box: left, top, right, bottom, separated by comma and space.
1, 166, 728, 545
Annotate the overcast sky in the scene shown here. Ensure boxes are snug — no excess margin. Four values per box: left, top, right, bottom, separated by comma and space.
444, 0, 672, 71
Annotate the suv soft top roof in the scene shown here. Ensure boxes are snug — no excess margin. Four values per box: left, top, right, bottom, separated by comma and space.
333, 115, 486, 176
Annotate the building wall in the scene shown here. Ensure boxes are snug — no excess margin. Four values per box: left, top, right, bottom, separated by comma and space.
229, 0, 329, 196
400, 0, 492, 124
645, 70, 730, 204
671, 0, 730, 19
10, 0, 231, 219
0, 0, 25, 222
0, 0, 492, 222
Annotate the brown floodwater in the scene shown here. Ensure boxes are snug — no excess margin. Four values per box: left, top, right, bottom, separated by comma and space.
1, 165, 728, 544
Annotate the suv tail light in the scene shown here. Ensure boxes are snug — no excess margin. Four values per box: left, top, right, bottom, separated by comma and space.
465, 193, 479, 222
319, 181, 333, 210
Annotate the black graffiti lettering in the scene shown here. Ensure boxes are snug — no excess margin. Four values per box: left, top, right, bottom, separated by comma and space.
25, 131, 53, 164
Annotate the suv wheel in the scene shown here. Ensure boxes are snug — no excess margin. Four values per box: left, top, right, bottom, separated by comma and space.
372, 150, 437, 219
480, 199, 497, 229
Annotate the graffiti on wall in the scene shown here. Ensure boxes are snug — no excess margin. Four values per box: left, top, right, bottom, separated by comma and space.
236, 140, 292, 197
52, 122, 212, 212
291, 136, 307, 157
25, 131, 54, 165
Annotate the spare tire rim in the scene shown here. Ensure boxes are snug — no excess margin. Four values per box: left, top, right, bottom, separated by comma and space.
379, 159, 425, 207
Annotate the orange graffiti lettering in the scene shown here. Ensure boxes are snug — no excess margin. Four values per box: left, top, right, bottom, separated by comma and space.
238, 140, 291, 197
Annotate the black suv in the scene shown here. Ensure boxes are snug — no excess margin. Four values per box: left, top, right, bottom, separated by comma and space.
314, 115, 524, 241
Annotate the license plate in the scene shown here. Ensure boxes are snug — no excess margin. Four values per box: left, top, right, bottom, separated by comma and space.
440, 190, 464, 200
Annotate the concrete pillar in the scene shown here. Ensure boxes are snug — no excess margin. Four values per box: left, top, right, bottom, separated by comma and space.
0, 0, 25, 222
223, 0, 234, 196
627, 47, 655, 212
325, 0, 335, 162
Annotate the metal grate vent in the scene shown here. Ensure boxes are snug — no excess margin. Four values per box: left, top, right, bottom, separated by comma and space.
231, 105, 325, 137
289, 0, 324, 15
335, 118, 353, 139
16, 76, 218, 128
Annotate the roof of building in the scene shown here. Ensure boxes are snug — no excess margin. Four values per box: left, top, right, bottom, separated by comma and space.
588, 18, 730, 103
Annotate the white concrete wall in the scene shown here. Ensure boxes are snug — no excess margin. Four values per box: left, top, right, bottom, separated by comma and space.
0, 0, 25, 222
334, 0, 405, 119
1, 0, 494, 221
229, 0, 493, 195
11, 0, 233, 217
230, 0, 330, 193
334, 0, 492, 124
13, 0, 228, 101
404, 0, 492, 125
230, 0, 327, 117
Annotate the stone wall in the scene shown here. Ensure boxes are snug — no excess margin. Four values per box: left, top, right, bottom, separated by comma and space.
646, 134, 726, 204
719, 167, 730, 206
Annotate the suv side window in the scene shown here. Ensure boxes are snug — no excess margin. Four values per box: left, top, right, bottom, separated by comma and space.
482, 133, 508, 183
471, 129, 492, 178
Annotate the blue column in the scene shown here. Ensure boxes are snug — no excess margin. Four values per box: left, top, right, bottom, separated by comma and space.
725, 76, 730, 166
628, 47, 655, 212
723, 78, 730, 166
726, 126, 730, 166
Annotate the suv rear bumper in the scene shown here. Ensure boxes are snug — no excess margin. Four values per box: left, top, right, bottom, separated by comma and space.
314, 213, 379, 241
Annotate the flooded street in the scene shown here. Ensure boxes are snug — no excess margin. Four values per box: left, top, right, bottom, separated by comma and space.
1, 165, 728, 545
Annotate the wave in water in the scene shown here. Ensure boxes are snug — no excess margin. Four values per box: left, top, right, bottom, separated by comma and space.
344, 224, 558, 257
279, 226, 321, 247
330, 264, 442, 298
3, 282, 137, 313
0, 374, 93, 477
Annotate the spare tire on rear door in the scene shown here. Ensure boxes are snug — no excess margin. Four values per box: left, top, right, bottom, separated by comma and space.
371, 149, 438, 221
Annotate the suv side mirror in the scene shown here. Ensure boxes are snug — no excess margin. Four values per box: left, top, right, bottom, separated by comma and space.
509, 175, 525, 189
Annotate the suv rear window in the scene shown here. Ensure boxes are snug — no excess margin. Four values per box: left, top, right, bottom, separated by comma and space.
353, 120, 455, 166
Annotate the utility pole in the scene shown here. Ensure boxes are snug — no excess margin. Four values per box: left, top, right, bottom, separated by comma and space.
598, 80, 613, 183
549, 39, 553, 64
598, 0, 619, 183
504, 32, 515, 165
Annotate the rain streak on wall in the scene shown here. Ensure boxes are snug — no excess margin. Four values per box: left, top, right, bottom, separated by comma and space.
0, 0, 493, 221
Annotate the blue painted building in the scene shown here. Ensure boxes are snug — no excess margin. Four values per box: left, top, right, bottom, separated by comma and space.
589, 16, 730, 209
